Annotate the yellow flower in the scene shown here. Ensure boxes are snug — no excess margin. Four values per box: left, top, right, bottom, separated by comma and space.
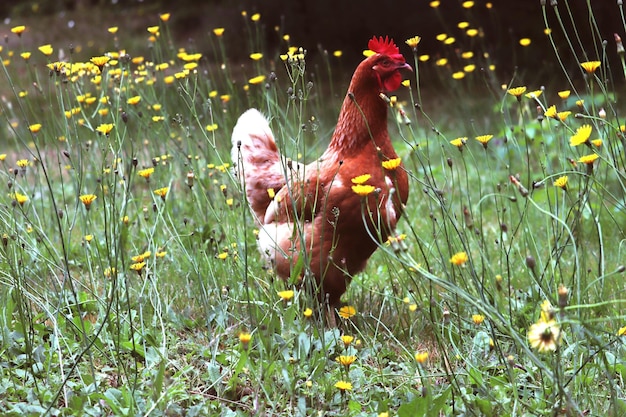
578, 153, 599, 165
205, 124, 218, 132
159, 13, 171, 22
277, 290, 294, 301
462, 1, 474, 8
154, 187, 169, 200
569, 124, 592, 146
475, 134, 493, 148
544, 105, 557, 119
96, 123, 114, 135
450, 251, 469, 266
553, 175, 568, 190
130, 261, 146, 273
11, 192, 29, 206
382, 157, 402, 170
249, 52, 263, 61
0, 154, 6, 161
248, 75, 266, 85
251, 13, 261, 21
334, 380, 352, 391
415, 351, 429, 363
38, 44, 53, 56
11, 25, 26, 36
591, 138, 603, 147
303, 308, 313, 318
341, 335, 355, 346
213, 28, 225, 36
351, 174, 371, 184
138, 167, 154, 180
336, 355, 356, 367
79, 194, 97, 210
558, 90, 571, 99
28, 123, 42, 133
217, 252, 228, 260
507, 86, 527, 98
108, 26, 119, 34
528, 319, 561, 352
127, 95, 141, 105
147, 26, 160, 35
576, 99, 585, 107
90, 55, 110, 68
333, 50, 343, 57
519, 38, 531, 47
430, 1, 440, 7
405, 36, 421, 49
401, 79, 410, 88
352, 184, 376, 196
580, 60, 601, 74
525, 89, 542, 99
21, 52, 31, 61
84, 234, 93, 243
452, 72, 465, 80
338, 305, 356, 319
239, 332, 252, 346
618, 326, 626, 336
450, 137, 467, 148
557, 111, 571, 121
472, 314, 485, 325
17, 159, 29, 168
466, 28, 479, 37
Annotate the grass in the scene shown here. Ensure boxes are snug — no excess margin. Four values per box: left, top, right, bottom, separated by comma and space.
1, 2, 626, 416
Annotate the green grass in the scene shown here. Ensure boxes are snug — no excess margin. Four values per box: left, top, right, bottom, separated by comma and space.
1, 3, 626, 416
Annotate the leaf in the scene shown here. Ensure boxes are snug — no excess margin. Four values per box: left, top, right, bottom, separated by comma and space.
152, 359, 166, 402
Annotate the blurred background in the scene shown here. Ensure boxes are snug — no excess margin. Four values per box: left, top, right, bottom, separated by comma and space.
1, 0, 624, 92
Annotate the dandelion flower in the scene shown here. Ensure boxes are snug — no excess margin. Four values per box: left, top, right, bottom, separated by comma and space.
239, 332, 252, 347
580, 61, 601, 74
525, 89, 542, 99
507, 86, 527, 98
334, 380, 352, 392
415, 351, 429, 363
618, 326, 626, 336
341, 335, 354, 346
519, 38, 531, 47
251, 13, 261, 21
472, 314, 485, 325
38, 44, 53, 56
557, 111, 571, 121
213, 28, 225, 36
28, 124, 42, 133
450, 251, 469, 266
147, 26, 160, 35
303, 308, 313, 318
277, 290, 294, 301
96, 123, 114, 135
127, 95, 141, 105
338, 305, 356, 319
138, 167, 154, 180
154, 187, 169, 200
11, 25, 26, 36
578, 153, 599, 165
569, 124, 592, 146
11, 192, 29, 206
351, 174, 371, 184
79, 194, 97, 210
108, 27, 119, 34
553, 176, 568, 190
248, 75, 266, 85
249, 52, 263, 61
90, 55, 110, 69
405, 36, 421, 49
159, 13, 171, 22
528, 319, 561, 352
336, 355, 356, 367
558, 90, 571, 99
544, 105, 557, 119
382, 157, 402, 170
475, 134, 493, 148
333, 50, 343, 57
352, 184, 376, 196
130, 261, 146, 274
450, 137, 467, 149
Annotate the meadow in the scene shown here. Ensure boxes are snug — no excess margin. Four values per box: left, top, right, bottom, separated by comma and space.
1, 2, 626, 416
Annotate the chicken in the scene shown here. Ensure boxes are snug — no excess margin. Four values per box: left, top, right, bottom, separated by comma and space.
231, 36, 411, 309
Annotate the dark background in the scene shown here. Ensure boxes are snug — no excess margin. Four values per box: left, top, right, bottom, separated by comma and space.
2, 0, 625, 89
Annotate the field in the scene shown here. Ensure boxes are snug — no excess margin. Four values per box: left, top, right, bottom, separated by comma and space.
1, 2, 626, 416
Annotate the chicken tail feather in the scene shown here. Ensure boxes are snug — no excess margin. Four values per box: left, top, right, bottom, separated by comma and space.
231, 109, 287, 224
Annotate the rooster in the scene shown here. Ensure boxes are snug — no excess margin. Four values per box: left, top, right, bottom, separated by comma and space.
231, 36, 411, 310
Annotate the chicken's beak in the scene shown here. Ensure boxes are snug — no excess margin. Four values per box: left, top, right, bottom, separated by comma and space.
397, 62, 413, 72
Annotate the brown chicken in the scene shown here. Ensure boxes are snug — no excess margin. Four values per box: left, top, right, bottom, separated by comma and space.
231, 36, 411, 308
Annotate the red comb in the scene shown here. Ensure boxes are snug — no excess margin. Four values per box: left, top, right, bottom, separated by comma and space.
368, 36, 400, 56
